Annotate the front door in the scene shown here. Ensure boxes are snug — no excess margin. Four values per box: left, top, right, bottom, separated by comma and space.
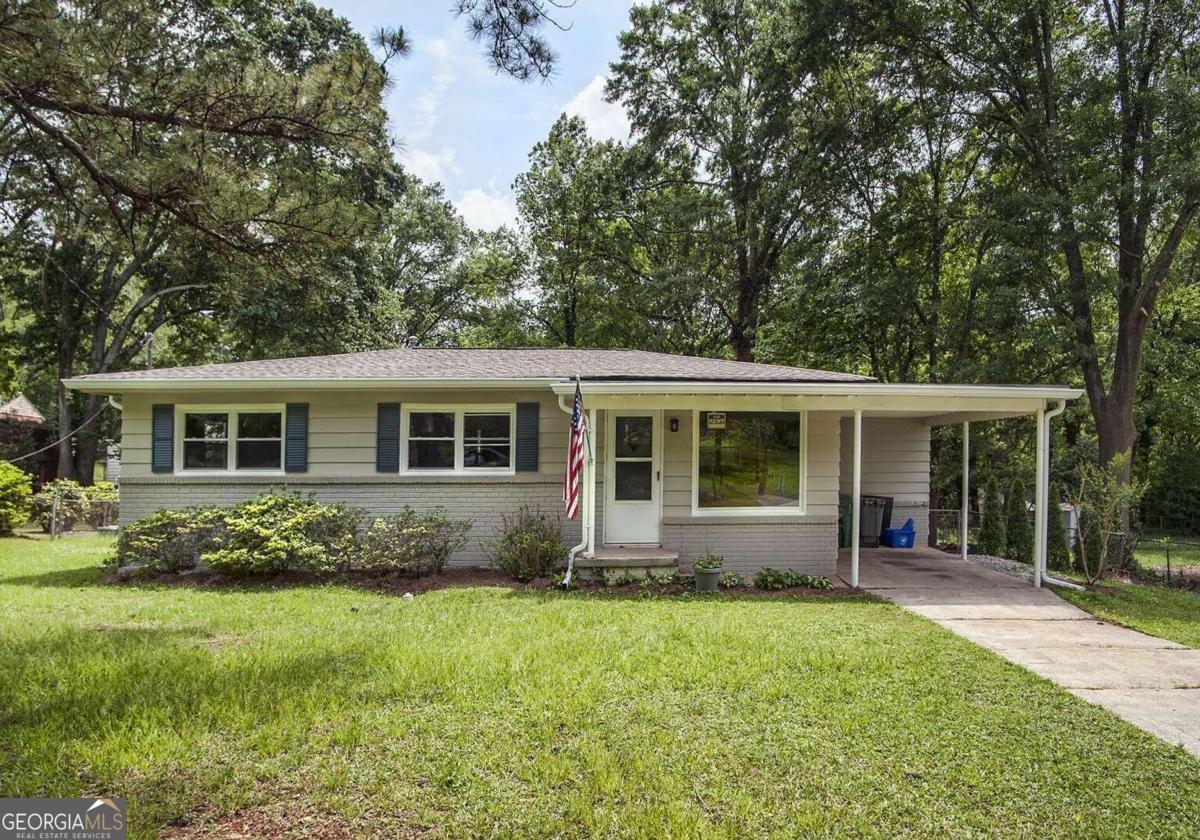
604, 411, 661, 545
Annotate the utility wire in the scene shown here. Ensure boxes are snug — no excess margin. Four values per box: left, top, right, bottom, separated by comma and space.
7, 404, 109, 463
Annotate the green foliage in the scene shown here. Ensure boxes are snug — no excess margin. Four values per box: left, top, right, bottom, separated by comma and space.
357, 508, 471, 575
113, 508, 227, 572
30, 479, 119, 533
488, 506, 566, 581
1070, 454, 1148, 584
0, 461, 32, 535
32, 479, 88, 533
752, 568, 834, 591
718, 571, 746, 588
1045, 483, 1073, 572
693, 553, 725, 571
979, 476, 1006, 556
1004, 478, 1033, 564
203, 491, 362, 576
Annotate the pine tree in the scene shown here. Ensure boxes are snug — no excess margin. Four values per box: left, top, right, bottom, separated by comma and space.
979, 475, 1006, 556
1045, 482, 1072, 572
1005, 478, 1033, 564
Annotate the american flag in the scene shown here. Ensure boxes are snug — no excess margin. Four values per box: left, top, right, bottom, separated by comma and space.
563, 382, 586, 520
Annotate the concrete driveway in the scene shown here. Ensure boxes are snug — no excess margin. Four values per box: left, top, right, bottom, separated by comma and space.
838, 546, 1200, 757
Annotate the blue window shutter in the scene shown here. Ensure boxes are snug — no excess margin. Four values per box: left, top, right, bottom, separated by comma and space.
515, 402, 539, 472
285, 403, 308, 473
151, 404, 173, 473
377, 403, 400, 473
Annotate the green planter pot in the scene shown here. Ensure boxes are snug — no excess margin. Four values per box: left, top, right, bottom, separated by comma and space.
694, 567, 722, 593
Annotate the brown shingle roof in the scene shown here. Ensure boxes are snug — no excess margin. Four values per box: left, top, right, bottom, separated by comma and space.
0, 393, 46, 425
67, 348, 872, 384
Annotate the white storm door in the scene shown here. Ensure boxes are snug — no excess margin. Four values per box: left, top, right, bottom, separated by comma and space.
604, 411, 661, 545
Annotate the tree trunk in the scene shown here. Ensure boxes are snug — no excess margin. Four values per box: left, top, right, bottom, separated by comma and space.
54, 379, 76, 481
72, 392, 104, 485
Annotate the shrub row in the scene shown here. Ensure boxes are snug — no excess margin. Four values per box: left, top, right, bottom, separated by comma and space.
114, 490, 472, 576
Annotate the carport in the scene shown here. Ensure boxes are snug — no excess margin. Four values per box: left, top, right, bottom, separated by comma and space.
838, 384, 1082, 589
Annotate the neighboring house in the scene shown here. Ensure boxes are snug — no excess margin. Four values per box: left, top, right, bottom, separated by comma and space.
0, 392, 56, 486
65, 348, 1082, 584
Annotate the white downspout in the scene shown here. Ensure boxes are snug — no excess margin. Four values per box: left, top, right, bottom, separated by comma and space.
1038, 399, 1082, 590
558, 392, 590, 588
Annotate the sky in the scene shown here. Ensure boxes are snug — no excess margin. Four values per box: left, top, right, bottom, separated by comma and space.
324, 1, 639, 231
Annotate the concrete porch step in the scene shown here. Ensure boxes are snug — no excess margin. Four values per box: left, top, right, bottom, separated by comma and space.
576, 547, 680, 568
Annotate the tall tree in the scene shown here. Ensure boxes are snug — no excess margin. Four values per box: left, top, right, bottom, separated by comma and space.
608, 0, 843, 361
891, 0, 1200, 480
0, 0, 392, 479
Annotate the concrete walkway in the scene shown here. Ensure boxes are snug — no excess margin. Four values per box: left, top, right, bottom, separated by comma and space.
838, 546, 1200, 757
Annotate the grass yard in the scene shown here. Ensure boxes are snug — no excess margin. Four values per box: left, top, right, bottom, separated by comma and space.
2, 537, 1200, 838
1056, 581, 1200, 649
1134, 535, 1200, 570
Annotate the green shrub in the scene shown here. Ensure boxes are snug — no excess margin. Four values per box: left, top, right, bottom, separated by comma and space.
203, 490, 362, 575
752, 568, 834, 590
84, 481, 119, 527
32, 479, 88, 533
694, 552, 724, 570
1046, 483, 1072, 572
113, 507, 227, 572
488, 506, 566, 581
0, 461, 32, 535
1005, 478, 1033, 564
357, 507, 471, 574
718, 571, 746, 588
978, 475, 1006, 556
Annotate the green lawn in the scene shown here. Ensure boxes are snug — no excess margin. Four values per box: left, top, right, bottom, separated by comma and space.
1135, 535, 1200, 570
1056, 581, 1200, 649
2, 537, 1200, 838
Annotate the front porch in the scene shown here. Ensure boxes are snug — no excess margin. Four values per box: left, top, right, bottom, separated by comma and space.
555, 381, 1080, 588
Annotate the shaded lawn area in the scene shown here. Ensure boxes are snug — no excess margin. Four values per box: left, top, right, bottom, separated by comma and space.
2, 538, 1199, 838
1056, 581, 1200, 649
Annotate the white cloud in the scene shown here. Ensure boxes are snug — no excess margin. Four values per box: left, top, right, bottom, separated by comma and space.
409, 37, 459, 143
400, 146, 458, 184
563, 75, 631, 143
457, 188, 518, 231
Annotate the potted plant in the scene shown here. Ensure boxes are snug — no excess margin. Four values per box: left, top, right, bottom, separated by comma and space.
693, 553, 725, 593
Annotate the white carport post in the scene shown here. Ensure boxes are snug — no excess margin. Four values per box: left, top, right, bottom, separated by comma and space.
961, 421, 969, 561
1033, 403, 1047, 588
850, 409, 862, 588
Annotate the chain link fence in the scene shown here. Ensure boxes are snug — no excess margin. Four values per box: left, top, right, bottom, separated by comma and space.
45, 498, 120, 538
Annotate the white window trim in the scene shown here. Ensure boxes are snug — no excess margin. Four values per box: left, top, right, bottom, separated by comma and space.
401, 404, 516, 475
690, 409, 807, 517
175, 404, 286, 476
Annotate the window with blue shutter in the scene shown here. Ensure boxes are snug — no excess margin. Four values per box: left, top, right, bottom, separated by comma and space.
377, 403, 400, 472
515, 402, 539, 472
151, 404, 174, 473
285, 403, 308, 473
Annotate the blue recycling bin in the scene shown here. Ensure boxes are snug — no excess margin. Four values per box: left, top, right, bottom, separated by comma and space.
882, 518, 916, 549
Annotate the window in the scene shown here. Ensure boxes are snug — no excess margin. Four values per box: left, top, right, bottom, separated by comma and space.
408, 411, 455, 469
183, 413, 229, 470
179, 408, 283, 472
463, 412, 511, 469
403, 406, 513, 472
695, 411, 803, 512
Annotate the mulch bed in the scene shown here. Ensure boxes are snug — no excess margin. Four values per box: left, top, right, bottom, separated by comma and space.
100, 566, 859, 599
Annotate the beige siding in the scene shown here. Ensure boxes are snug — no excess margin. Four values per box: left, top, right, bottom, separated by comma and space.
120, 389, 570, 479
838, 416, 931, 542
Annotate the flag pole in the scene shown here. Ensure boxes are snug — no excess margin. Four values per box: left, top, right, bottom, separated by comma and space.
562, 374, 588, 588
